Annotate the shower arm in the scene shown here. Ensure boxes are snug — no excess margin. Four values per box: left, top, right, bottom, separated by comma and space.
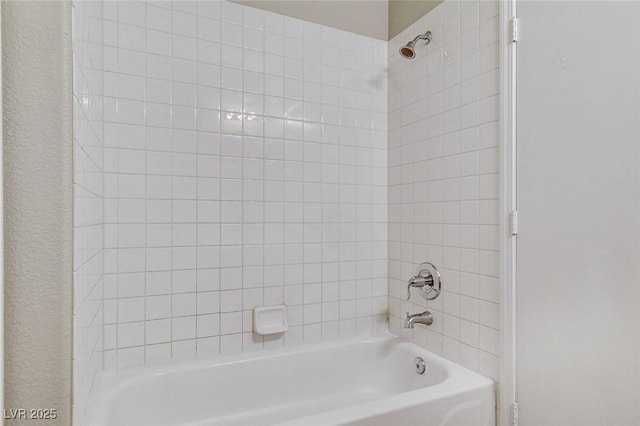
411, 32, 432, 45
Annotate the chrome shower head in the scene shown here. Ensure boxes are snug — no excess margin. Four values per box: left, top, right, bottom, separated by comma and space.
399, 31, 432, 59
399, 41, 417, 59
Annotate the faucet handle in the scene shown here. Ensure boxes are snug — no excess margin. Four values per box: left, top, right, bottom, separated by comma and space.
406, 262, 442, 301
406, 275, 430, 300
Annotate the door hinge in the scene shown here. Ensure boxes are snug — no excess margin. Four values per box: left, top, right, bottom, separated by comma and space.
510, 17, 519, 43
510, 210, 519, 236
511, 401, 520, 426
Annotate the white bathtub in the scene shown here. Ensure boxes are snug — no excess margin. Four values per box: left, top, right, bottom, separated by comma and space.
87, 334, 494, 426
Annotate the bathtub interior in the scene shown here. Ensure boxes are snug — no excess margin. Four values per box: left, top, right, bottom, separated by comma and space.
90, 336, 491, 426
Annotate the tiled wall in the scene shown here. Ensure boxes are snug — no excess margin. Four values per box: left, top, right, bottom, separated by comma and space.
72, 0, 500, 406
72, 0, 105, 423
387, 0, 501, 382
101, 0, 388, 370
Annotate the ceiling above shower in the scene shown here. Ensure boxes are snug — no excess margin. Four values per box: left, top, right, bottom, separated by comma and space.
388, 0, 442, 38
230, 0, 442, 40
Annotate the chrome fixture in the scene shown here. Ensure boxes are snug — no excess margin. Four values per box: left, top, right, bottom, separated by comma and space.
404, 311, 434, 329
399, 31, 432, 59
407, 262, 441, 301
414, 357, 426, 375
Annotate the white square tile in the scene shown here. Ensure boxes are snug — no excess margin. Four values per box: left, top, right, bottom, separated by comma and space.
117, 321, 145, 348
173, 10, 197, 38
221, 1, 243, 25
146, 319, 171, 345
197, 314, 220, 338
73, 0, 506, 374
172, 316, 196, 340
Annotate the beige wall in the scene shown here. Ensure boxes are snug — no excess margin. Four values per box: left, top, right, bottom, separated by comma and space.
232, 0, 389, 39
3, 1, 73, 424
232, 0, 441, 40
388, 0, 441, 38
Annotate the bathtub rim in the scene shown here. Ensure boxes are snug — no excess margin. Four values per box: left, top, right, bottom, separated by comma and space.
87, 332, 494, 426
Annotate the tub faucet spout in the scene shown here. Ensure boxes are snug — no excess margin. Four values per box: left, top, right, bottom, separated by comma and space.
404, 311, 433, 329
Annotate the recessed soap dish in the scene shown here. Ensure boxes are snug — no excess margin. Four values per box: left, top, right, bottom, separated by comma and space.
253, 305, 289, 335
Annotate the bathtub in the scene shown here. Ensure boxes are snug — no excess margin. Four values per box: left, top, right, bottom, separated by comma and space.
87, 334, 494, 426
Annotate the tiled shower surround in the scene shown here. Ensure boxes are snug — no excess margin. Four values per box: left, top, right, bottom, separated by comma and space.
100, 0, 388, 369
388, 1, 501, 380
72, 0, 500, 422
